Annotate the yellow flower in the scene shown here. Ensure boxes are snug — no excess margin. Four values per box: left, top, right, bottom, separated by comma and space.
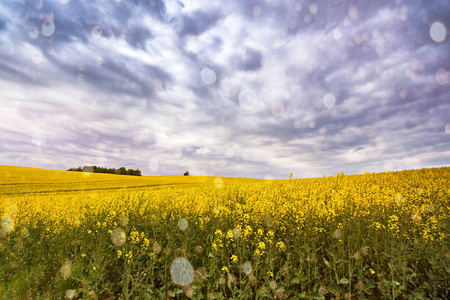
81, 253, 86, 258
267, 271, 274, 277
222, 266, 228, 273
276, 241, 285, 250
258, 242, 266, 250
117, 250, 122, 258
87, 230, 92, 234
230, 255, 238, 263
369, 268, 375, 274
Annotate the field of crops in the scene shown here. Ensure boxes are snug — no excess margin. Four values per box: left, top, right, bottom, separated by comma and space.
0, 165, 449, 299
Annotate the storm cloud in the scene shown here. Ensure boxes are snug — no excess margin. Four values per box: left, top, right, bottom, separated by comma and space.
0, 0, 448, 179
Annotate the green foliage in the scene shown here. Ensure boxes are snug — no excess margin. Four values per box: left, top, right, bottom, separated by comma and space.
67, 165, 142, 176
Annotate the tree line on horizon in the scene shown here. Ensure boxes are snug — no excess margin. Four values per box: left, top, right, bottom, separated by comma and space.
67, 166, 142, 176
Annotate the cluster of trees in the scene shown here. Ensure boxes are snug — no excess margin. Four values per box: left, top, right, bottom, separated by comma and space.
67, 166, 141, 176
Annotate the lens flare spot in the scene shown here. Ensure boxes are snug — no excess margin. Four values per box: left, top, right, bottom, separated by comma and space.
348, 6, 358, 20
294, 3, 303, 12
242, 261, 252, 275
91, 25, 102, 39
31, 134, 45, 146
186, 36, 203, 53
96, 56, 103, 66
393, 194, 404, 207
29, 27, 39, 39
65, 289, 75, 299
239, 89, 258, 110
110, 227, 126, 246
252, 5, 262, 17
214, 177, 224, 188
333, 28, 342, 40
323, 93, 336, 108
35, 0, 43, 10
232, 228, 240, 239
309, 3, 318, 14
42, 20, 55, 37
435, 68, 449, 85
445, 123, 450, 134
200, 68, 217, 85
430, 22, 446, 43
1, 215, 14, 234
170, 257, 194, 286
178, 218, 188, 231
31, 49, 44, 65
149, 159, 159, 171
139, 98, 147, 106
60, 260, 72, 280
119, 216, 129, 227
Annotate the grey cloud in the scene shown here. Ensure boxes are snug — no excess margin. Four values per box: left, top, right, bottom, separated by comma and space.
0, 18, 6, 31
0, 0, 449, 178
125, 25, 154, 49
178, 10, 223, 37
0, 61, 34, 83
237, 48, 263, 72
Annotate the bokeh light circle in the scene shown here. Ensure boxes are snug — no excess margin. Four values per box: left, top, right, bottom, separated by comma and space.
60, 260, 72, 280
59, 0, 70, 4
239, 89, 258, 110
445, 123, 450, 134
435, 68, 449, 85
65, 289, 75, 299
242, 261, 252, 275
149, 159, 159, 171
1, 215, 14, 233
214, 177, 224, 188
178, 218, 188, 231
91, 25, 102, 39
232, 228, 240, 239
110, 227, 126, 246
430, 22, 446, 43
200, 68, 217, 85
323, 93, 336, 108
170, 257, 194, 286
42, 20, 55, 37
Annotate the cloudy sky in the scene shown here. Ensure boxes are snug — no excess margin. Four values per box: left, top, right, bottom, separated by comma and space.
0, 0, 449, 179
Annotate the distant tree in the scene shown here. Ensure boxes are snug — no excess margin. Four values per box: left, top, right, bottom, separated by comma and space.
289, 173, 293, 180
184, 171, 189, 176
67, 166, 141, 176
83, 166, 94, 173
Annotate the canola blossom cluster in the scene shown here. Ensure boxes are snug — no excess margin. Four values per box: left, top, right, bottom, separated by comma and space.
0, 165, 449, 299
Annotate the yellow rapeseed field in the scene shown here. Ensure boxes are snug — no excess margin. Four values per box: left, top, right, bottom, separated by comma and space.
0, 165, 449, 299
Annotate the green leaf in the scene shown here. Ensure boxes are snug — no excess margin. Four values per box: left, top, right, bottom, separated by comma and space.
323, 257, 331, 268
338, 277, 349, 284
291, 277, 300, 284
